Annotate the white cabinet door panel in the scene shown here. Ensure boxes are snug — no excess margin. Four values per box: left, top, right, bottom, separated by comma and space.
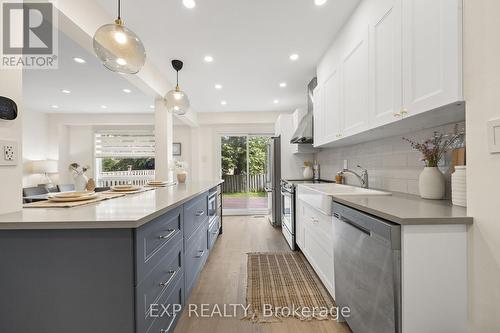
295, 200, 305, 249
370, 0, 402, 127
402, 0, 462, 116
323, 67, 342, 143
313, 86, 324, 147
341, 29, 370, 137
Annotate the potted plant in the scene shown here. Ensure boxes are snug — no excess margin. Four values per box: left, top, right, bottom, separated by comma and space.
403, 125, 464, 199
68, 163, 91, 191
170, 161, 189, 183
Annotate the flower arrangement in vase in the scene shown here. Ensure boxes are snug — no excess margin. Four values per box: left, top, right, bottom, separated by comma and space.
68, 163, 91, 191
403, 125, 464, 199
170, 161, 189, 183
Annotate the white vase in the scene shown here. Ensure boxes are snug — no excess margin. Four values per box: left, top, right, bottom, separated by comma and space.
451, 166, 467, 207
303, 166, 313, 180
419, 167, 445, 199
73, 174, 89, 191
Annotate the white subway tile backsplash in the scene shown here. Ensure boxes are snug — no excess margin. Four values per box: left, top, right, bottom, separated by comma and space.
314, 122, 465, 195
407, 180, 420, 195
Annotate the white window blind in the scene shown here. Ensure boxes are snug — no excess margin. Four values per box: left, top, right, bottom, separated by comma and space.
95, 131, 155, 158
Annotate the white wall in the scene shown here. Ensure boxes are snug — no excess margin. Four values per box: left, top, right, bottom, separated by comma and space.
464, 1, 500, 330
0, 69, 23, 213
315, 122, 465, 197
22, 111, 50, 187
173, 126, 192, 174
26, 111, 280, 185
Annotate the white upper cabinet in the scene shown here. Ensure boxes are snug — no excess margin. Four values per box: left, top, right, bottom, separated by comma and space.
314, 0, 463, 148
313, 85, 325, 147
322, 66, 342, 142
402, 0, 463, 116
370, 0, 402, 127
341, 29, 370, 137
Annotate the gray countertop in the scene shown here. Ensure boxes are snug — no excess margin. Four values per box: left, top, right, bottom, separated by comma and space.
333, 192, 472, 225
0, 180, 223, 230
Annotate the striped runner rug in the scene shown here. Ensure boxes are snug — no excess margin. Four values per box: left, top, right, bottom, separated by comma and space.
244, 252, 336, 322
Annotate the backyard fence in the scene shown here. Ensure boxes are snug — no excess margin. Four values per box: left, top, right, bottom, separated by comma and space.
222, 174, 266, 193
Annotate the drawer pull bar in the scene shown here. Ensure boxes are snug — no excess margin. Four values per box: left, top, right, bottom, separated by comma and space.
159, 312, 177, 333
195, 210, 205, 217
159, 229, 176, 240
159, 270, 177, 287
195, 250, 205, 258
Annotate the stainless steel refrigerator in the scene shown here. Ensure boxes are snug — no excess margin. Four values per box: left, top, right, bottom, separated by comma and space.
265, 136, 281, 227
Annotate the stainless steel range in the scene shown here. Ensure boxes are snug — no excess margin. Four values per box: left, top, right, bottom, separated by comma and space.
280, 179, 332, 250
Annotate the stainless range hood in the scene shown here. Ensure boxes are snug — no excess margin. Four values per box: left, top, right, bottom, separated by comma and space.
290, 77, 317, 144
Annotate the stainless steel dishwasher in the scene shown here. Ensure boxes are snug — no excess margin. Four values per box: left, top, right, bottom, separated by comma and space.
332, 202, 401, 333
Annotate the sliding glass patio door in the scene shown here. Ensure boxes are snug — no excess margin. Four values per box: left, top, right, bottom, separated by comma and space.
220, 135, 271, 215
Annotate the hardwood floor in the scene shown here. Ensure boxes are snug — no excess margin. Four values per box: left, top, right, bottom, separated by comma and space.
174, 215, 351, 333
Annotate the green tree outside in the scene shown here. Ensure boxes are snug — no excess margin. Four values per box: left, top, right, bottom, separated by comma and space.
101, 158, 155, 172
221, 136, 269, 175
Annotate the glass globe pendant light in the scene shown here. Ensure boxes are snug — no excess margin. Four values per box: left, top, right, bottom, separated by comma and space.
93, 0, 146, 74
165, 60, 190, 115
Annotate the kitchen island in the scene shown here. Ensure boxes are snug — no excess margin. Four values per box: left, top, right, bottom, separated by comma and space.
0, 180, 223, 333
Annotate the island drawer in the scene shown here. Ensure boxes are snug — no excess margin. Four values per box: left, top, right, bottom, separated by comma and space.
144, 271, 184, 333
135, 205, 183, 284
183, 192, 208, 240
184, 222, 209, 297
136, 239, 183, 333
207, 216, 220, 250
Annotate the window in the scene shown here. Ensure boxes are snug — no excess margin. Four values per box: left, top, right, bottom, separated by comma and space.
94, 130, 155, 186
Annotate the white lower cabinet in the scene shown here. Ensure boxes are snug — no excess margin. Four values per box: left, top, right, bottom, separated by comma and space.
296, 199, 335, 298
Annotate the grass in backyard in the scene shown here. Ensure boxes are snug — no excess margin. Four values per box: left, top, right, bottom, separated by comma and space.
223, 191, 266, 198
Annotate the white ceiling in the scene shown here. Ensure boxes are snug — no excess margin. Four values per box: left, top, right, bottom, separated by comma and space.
23, 30, 156, 114
24, 0, 360, 114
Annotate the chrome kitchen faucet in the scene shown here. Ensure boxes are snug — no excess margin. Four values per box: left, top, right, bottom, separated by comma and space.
337, 165, 369, 189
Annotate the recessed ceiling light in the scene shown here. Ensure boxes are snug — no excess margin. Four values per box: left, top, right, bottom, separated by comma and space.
149, 105, 155, 109
314, 0, 328, 6
73, 57, 86, 64
215, 84, 223, 90
204, 55, 214, 63
279, 82, 287, 88
220, 100, 227, 105
182, 0, 196, 9
122, 88, 131, 93
61, 89, 71, 94
273, 99, 279, 104
289, 54, 299, 61
100, 105, 107, 109
51, 105, 59, 109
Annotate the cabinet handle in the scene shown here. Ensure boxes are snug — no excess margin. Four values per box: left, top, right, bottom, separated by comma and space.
211, 230, 219, 235
195, 210, 205, 217
310, 217, 319, 224
195, 250, 205, 258
159, 270, 177, 287
159, 229, 176, 240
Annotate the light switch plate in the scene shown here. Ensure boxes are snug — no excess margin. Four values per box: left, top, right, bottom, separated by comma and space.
0, 139, 18, 166
487, 118, 500, 154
